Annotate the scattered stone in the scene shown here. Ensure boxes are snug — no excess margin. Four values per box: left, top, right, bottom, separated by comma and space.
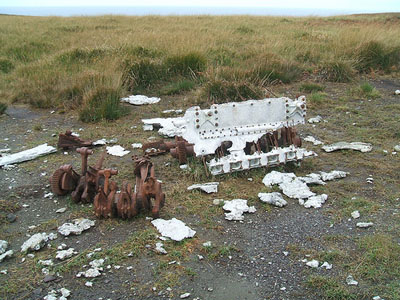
162, 109, 183, 114
180, 293, 191, 299
306, 259, 319, 268
304, 136, 324, 145
322, 142, 372, 153
0, 143, 57, 167
394, 145, 400, 152
366, 177, 374, 184
0, 240, 8, 254
6, 213, 17, 223
223, 199, 256, 221
121, 95, 161, 105
43, 274, 57, 283
44, 192, 53, 199
56, 207, 67, 213
58, 218, 95, 236
356, 222, 373, 228
151, 218, 196, 242
321, 262, 332, 269
0, 250, 13, 263
85, 281, 93, 287
300, 194, 328, 209
258, 192, 287, 207
373, 296, 384, 300
187, 182, 219, 194
197, 255, 204, 260
155, 242, 167, 254
131, 143, 142, 149
21, 232, 57, 252
38, 259, 54, 266
58, 243, 67, 250
92, 138, 118, 146
0, 269, 7, 275
308, 115, 322, 123
319, 170, 348, 181
202, 241, 212, 247
351, 210, 360, 219
212, 199, 225, 206
279, 177, 315, 199
143, 124, 153, 131
395, 90, 400, 95
106, 145, 130, 157
56, 248, 77, 260
346, 274, 358, 286
179, 164, 189, 170
262, 171, 296, 187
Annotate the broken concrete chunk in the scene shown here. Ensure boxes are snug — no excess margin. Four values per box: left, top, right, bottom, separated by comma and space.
356, 222, 373, 228
298, 173, 326, 185
21, 232, 57, 252
258, 192, 287, 207
308, 115, 322, 123
155, 242, 167, 254
306, 259, 319, 268
162, 109, 183, 114
56, 248, 77, 260
262, 171, 296, 187
213, 199, 225, 206
320, 170, 348, 181
58, 218, 95, 236
279, 178, 315, 199
394, 145, 400, 152
0, 240, 8, 255
131, 143, 142, 149
304, 136, 324, 145
187, 182, 219, 194
223, 199, 256, 221
89, 259, 104, 269
395, 90, 400, 95
92, 138, 118, 146
151, 218, 196, 242
180, 293, 191, 299
321, 262, 332, 269
56, 207, 67, 213
0, 250, 13, 263
301, 194, 328, 208
346, 274, 358, 286
351, 210, 360, 219
121, 95, 161, 105
322, 142, 372, 153
142, 117, 186, 137
38, 259, 54, 266
0, 144, 56, 167
106, 145, 130, 157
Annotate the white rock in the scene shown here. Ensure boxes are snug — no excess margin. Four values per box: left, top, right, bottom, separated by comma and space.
306, 259, 319, 268
162, 109, 183, 114
106, 145, 130, 157
373, 296, 383, 300
59, 288, 71, 298
357, 222, 373, 228
56, 207, 67, 213
308, 115, 322, 123
58, 243, 67, 250
155, 242, 167, 254
0, 240, 8, 255
301, 194, 328, 208
151, 218, 196, 241
258, 192, 287, 207
89, 259, 104, 268
179, 164, 189, 170
187, 182, 219, 194
121, 95, 160, 106
44, 192, 53, 198
131, 143, 142, 149
321, 262, 332, 269
58, 218, 95, 236
180, 293, 191, 299
213, 199, 225, 206
346, 274, 358, 285
77, 268, 101, 278
279, 178, 315, 199
143, 124, 153, 131
351, 210, 360, 219
0, 144, 56, 166
44, 290, 57, 300
394, 145, 400, 152
56, 248, 76, 260
395, 90, 400, 95
21, 232, 57, 252
142, 117, 186, 137
223, 199, 256, 221
298, 173, 325, 185
202, 241, 212, 247
0, 269, 7, 274
85, 281, 93, 287
320, 170, 348, 181
304, 136, 324, 145
0, 250, 13, 262
262, 171, 296, 187
38, 259, 53, 266
92, 138, 118, 146
322, 142, 372, 153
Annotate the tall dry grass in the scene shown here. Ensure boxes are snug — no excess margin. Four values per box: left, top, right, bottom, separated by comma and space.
0, 13, 399, 120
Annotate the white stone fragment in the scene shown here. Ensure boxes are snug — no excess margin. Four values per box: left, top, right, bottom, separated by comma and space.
58, 243, 67, 250
394, 145, 400, 152
58, 218, 95, 236
162, 109, 183, 114
279, 178, 315, 199
21, 232, 57, 252
44, 290, 57, 300
357, 222, 373, 228
179, 164, 189, 170
92, 138, 118, 146
85, 281, 93, 287
346, 275, 358, 286
106, 145, 130, 157
121, 95, 161, 105
223, 199, 256, 221
0, 250, 13, 262
143, 124, 153, 131
320, 170, 348, 181
155, 242, 167, 254
298, 173, 325, 185
0, 144, 56, 167
0, 240, 8, 255
89, 259, 104, 269
202, 241, 212, 247
395, 90, 400, 95
0, 269, 7, 274
322, 142, 372, 153
38, 259, 53, 266
56, 248, 77, 260
306, 259, 319, 268
142, 117, 186, 137
308, 115, 322, 123
187, 182, 219, 194
56, 207, 67, 213
373, 296, 384, 300
77, 268, 101, 278
151, 218, 196, 242
258, 192, 287, 207
262, 171, 296, 187
131, 143, 142, 149
301, 194, 328, 208
44, 192, 53, 198
321, 262, 332, 269
351, 210, 360, 219
180, 293, 191, 299
213, 199, 225, 206
304, 136, 324, 145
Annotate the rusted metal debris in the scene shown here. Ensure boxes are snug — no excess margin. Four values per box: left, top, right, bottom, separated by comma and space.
142, 137, 195, 164
57, 130, 92, 150
93, 155, 165, 219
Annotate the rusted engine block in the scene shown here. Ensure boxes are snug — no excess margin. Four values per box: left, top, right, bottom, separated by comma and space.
57, 130, 92, 150
143, 137, 194, 164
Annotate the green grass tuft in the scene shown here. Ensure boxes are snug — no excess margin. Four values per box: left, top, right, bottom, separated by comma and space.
307, 276, 357, 300
0, 102, 7, 115
160, 79, 195, 95
300, 82, 325, 93
164, 52, 207, 76
351, 82, 381, 99
0, 59, 14, 74
319, 60, 355, 82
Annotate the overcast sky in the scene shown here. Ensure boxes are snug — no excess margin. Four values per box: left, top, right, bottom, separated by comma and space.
1, 0, 400, 11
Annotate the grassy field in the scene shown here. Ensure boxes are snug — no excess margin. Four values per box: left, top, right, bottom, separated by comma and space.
0, 13, 399, 120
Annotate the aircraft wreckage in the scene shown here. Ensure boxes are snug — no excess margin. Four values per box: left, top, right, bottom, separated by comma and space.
142, 96, 315, 175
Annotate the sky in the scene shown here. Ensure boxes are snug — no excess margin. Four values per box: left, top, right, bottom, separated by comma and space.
1, 0, 400, 12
